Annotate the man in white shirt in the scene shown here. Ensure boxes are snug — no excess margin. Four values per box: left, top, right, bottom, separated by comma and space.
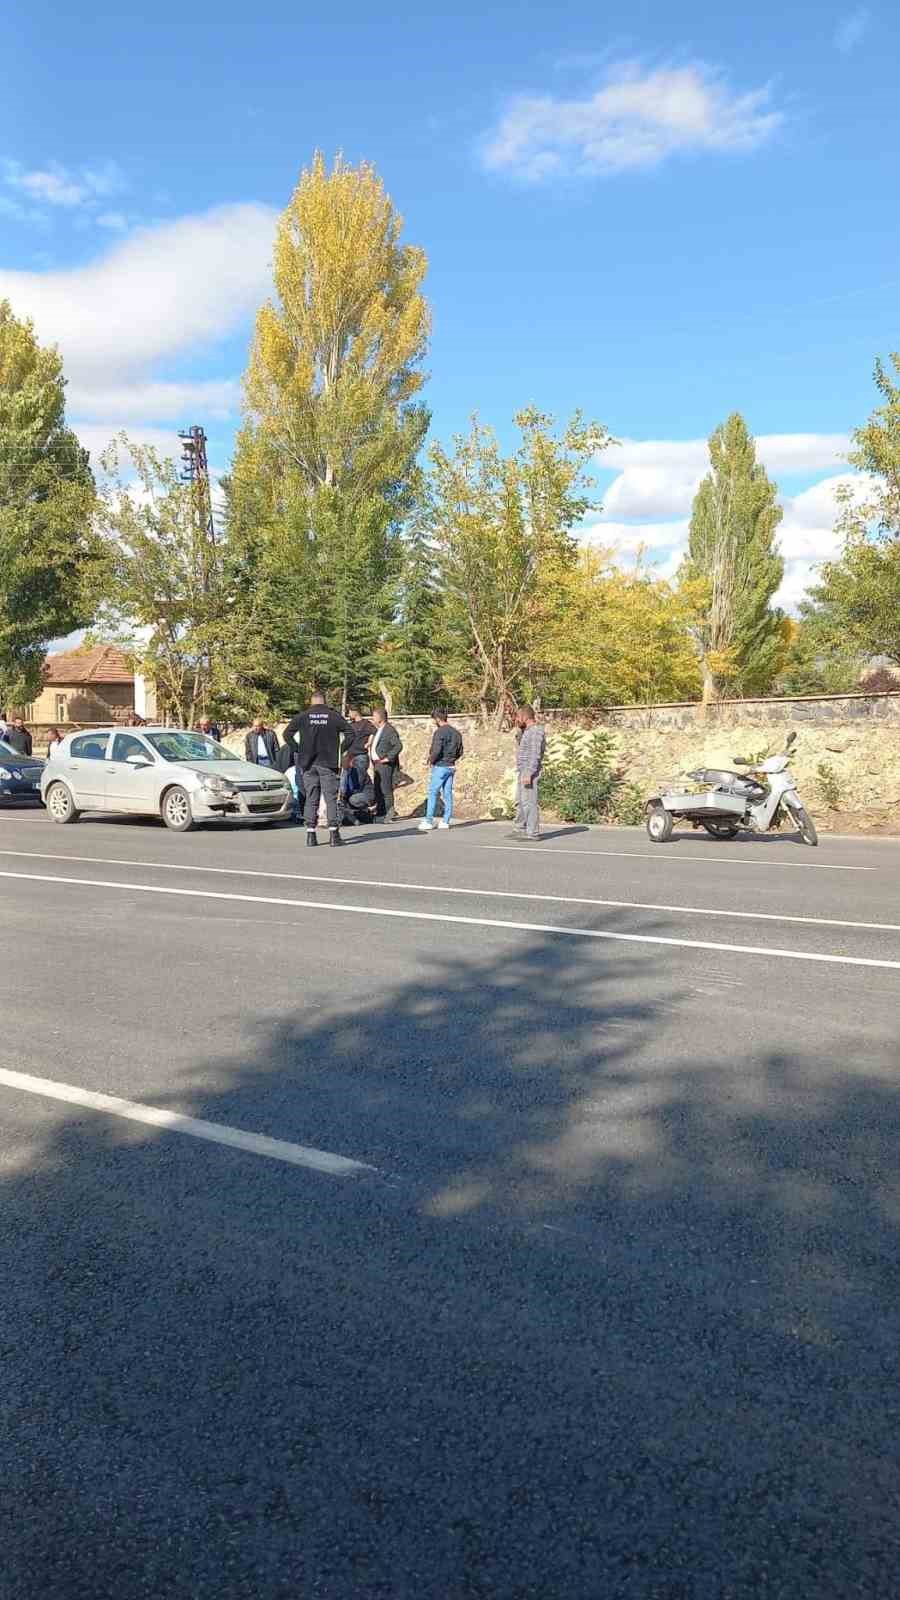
244, 718, 280, 768
370, 707, 403, 822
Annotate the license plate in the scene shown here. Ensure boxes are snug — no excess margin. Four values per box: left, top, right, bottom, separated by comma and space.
31, 782, 40, 790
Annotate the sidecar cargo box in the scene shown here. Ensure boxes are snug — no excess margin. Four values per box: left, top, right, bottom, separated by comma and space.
659, 789, 746, 818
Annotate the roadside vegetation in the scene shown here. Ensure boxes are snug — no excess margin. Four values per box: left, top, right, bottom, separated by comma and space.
2, 154, 899, 725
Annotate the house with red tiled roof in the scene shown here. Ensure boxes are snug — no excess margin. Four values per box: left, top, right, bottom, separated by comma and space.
23, 645, 137, 727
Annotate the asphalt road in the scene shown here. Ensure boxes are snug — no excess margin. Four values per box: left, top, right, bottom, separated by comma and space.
1, 806, 899, 1599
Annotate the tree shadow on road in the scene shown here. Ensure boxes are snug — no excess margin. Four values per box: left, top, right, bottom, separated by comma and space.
2, 918, 899, 1599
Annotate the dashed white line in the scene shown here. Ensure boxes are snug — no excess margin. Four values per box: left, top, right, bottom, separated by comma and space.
0, 848, 895, 933
1, 867, 899, 972
0, 1066, 375, 1177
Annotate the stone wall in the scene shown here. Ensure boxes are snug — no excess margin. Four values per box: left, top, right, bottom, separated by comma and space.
391, 694, 900, 736
552, 692, 900, 732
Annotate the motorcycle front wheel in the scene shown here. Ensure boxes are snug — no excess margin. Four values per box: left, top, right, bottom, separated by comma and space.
786, 799, 818, 846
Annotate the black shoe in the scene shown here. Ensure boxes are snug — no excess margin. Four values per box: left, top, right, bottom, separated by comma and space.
306, 830, 318, 847
329, 829, 344, 848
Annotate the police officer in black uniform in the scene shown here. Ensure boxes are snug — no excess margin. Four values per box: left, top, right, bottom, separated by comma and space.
282, 692, 351, 847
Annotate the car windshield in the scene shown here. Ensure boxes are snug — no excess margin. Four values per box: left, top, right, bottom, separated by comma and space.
0, 739, 31, 759
145, 732, 233, 764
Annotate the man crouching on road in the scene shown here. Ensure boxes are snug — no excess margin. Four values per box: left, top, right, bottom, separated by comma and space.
509, 704, 546, 842
283, 691, 351, 848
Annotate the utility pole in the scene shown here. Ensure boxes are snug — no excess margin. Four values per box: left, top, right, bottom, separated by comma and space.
178, 425, 217, 555
178, 425, 218, 721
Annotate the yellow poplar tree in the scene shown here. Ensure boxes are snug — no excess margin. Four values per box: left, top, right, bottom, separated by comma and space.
230, 152, 431, 709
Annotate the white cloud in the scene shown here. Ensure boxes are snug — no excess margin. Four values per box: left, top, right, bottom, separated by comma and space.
0, 202, 275, 451
481, 63, 782, 181
95, 211, 129, 233
3, 158, 126, 212
71, 423, 185, 464
1, 205, 272, 473
67, 377, 242, 424
834, 8, 870, 52
600, 433, 849, 520
0, 203, 275, 385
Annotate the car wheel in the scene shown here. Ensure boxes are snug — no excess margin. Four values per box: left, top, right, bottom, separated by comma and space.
45, 781, 81, 825
646, 803, 674, 843
161, 785, 195, 832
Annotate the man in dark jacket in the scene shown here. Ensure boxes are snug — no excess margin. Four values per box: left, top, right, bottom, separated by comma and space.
5, 718, 33, 757
339, 753, 377, 825
418, 708, 463, 832
370, 706, 403, 822
244, 717, 280, 767
343, 706, 375, 773
282, 692, 351, 847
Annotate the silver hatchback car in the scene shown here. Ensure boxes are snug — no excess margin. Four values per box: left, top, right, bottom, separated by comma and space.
41, 727, 292, 831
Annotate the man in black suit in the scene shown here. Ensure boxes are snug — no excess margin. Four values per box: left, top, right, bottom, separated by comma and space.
370, 706, 403, 822
244, 717, 280, 768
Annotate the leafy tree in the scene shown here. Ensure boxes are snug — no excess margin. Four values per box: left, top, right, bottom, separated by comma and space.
427, 408, 608, 724
92, 436, 231, 726
229, 151, 430, 710
679, 412, 785, 701
803, 355, 900, 666
773, 612, 858, 695
0, 300, 98, 706
539, 548, 701, 706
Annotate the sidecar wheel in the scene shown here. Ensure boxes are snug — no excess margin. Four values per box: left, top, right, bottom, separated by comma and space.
646, 804, 674, 843
701, 819, 741, 840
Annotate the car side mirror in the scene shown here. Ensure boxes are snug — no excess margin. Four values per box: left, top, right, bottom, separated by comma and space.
126, 754, 151, 767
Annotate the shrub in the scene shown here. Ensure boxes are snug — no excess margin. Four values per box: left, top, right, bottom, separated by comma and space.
540, 730, 625, 824
611, 782, 646, 826
816, 761, 842, 810
858, 667, 899, 694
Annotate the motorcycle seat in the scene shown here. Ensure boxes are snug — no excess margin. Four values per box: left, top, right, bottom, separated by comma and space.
690, 768, 746, 786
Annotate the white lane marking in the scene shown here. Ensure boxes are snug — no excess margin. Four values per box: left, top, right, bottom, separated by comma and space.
476, 844, 875, 872
0, 1066, 374, 1177
1, 868, 899, 972
0, 849, 896, 935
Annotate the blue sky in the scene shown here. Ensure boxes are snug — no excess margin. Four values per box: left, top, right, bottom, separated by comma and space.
2, 0, 896, 606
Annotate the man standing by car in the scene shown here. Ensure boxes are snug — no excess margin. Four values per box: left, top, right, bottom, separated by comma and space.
244, 717, 280, 768
509, 704, 546, 842
283, 692, 351, 847
5, 718, 33, 757
418, 708, 463, 832
370, 706, 402, 822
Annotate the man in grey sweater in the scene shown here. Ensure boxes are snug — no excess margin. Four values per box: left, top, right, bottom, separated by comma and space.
510, 705, 546, 842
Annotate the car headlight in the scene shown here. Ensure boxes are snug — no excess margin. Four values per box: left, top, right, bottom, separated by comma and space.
201, 775, 235, 796
0, 766, 12, 779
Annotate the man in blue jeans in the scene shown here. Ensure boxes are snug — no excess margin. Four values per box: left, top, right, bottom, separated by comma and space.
419, 708, 464, 832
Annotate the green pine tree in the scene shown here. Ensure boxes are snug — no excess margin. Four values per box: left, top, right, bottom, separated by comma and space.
680, 412, 785, 701
379, 513, 446, 712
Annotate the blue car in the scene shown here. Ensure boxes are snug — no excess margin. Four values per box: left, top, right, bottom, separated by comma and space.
0, 738, 45, 805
